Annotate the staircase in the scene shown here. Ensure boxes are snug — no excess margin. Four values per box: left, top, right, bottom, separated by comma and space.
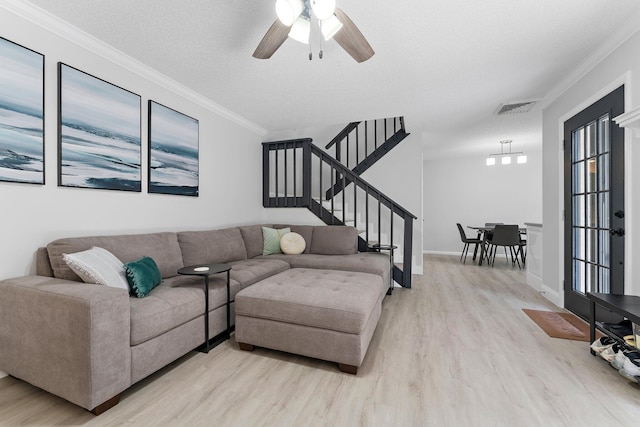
262, 117, 416, 288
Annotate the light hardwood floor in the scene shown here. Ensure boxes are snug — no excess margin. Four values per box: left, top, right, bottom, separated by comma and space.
2, 254, 640, 426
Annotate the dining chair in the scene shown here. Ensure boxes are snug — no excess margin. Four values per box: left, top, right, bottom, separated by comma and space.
518, 232, 527, 265
486, 224, 522, 268
481, 222, 503, 263
456, 223, 482, 264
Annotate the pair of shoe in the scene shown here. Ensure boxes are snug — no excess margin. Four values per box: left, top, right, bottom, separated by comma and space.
611, 348, 640, 380
602, 320, 633, 338
591, 336, 616, 355
600, 343, 621, 363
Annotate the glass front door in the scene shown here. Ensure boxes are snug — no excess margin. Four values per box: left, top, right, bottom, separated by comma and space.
564, 86, 624, 320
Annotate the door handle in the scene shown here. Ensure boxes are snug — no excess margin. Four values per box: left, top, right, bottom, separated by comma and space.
610, 228, 625, 236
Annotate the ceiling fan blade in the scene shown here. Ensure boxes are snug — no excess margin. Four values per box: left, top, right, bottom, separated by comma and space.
333, 8, 375, 63
253, 20, 290, 59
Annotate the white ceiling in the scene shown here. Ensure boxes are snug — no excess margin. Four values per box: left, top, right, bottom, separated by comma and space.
25, 0, 640, 158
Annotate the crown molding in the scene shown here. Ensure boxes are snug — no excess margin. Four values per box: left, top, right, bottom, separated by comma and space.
0, 0, 268, 136
540, 8, 640, 109
614, 106, 640, 138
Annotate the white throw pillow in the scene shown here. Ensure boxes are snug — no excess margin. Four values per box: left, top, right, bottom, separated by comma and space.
63, 247, 130, 290
280, 232, 306, 255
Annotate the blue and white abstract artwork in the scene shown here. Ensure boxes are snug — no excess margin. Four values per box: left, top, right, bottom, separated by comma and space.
0, 37, 44, 184
148, 101, 199, 196
59, 63, 141, 191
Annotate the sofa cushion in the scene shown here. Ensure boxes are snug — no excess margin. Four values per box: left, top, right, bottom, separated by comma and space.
255, 252, 390, 284
47, 232, 184, 282
309, 226, 358, 255
273, 224, 314, 254
129, 275, 240, 346
280, 232, 306, 255
228, 258, 290, 288
239, 224, 271, 259
62, 246, 129, 290
261, 227, 290, 255
235, 268, 386, 334
178, 228, 247, 266
124, 257, 162, 298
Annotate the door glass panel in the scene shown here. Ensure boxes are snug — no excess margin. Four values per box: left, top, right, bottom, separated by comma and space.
586, 194, 597, 227
586, 229, 597, 263
586, 159, 597, 193
599, 116, 610, 153
573, 228, 585, 260
586, 121, 597, 157
599, 193, 609, 229
599, 230, 610, 267
573, 195, 585, 227
574, 260, 585, 293
599, 153, 609, 191
600, 267, 610, 293
573, 128, 584, 162
586, 263, 597, 293
573, 162, 584, 193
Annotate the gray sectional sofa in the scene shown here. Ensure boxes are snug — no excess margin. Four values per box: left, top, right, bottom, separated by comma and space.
0, 224, 390, 414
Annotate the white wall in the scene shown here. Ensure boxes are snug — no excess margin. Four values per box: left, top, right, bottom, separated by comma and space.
423, 150, 542, 254
263, 124, 425, 275
542, 28, 640, 306
0, 4, 266, 280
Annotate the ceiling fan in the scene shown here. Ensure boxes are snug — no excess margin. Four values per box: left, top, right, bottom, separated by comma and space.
253, 0, 375, 63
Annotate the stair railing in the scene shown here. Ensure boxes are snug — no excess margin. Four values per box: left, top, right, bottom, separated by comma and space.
263, 138, 416, 288
324, 117, 409, 200
325, 117, 406, 170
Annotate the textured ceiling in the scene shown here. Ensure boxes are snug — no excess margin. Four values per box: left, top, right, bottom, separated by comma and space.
25, 0, 640, 158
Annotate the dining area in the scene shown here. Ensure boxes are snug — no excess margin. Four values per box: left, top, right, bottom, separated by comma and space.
456, 223, 527, 268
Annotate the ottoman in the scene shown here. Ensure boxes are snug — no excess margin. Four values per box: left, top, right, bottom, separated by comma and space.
235, 268, 387, 374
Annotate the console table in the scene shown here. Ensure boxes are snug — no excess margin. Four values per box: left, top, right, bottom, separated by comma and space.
587, 292, 640, 355
178, 263, 231, 353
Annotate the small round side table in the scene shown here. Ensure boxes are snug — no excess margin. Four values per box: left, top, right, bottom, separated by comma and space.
368, 244, 397, 295
178, 263, 231, 353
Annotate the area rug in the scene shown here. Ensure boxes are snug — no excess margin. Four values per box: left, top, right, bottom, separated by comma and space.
522, 309, 595, 342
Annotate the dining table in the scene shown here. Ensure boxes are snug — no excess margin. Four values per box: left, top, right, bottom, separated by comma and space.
467, 225, 527, 266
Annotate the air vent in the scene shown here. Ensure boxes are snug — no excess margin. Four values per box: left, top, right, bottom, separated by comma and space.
496, 99, 540, 115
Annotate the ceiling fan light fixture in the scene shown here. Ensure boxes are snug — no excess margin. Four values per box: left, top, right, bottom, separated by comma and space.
275, 0, 304, 26
289, 17, 311, 44
321, 14, 343, 40
311, 0, 336, 20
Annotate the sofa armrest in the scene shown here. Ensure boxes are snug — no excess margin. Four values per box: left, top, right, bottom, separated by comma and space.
0, 275, 131, 411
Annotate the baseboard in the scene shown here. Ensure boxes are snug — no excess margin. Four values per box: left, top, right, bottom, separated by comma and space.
526, 272, 543, 292
423, 250, 459, 256
539, 284, 563, 308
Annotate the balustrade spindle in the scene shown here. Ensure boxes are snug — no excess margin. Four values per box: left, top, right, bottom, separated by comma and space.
284, 145, 288, 206
365, 121, 368, 157
356, 125, 359, 166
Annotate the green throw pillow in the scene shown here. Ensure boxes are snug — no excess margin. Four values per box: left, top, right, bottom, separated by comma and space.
123, 256, 162, 298
262, 227, 290, 255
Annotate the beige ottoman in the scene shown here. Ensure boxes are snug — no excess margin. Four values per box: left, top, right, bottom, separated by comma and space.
235, 268, 387, 374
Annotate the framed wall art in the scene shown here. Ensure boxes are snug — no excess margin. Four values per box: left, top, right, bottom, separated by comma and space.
0, 37, 44, 184
148, 100, 199, 196
58, 63, 141, 191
